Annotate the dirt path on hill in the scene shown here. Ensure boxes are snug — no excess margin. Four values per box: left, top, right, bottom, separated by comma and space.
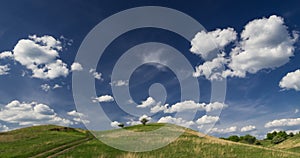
30, 137, 92, 158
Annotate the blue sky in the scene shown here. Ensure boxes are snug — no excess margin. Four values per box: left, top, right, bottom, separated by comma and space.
0, 0, 300, 139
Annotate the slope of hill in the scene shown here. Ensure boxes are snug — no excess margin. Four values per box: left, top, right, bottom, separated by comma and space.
0, 123, 299, 158
273, 134, 300, 153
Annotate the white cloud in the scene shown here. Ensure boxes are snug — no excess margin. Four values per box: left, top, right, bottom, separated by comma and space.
125, 115, 152, 126
210, 126, 237, 134
126, 119, 141, 126
110, 80, 129, 87
71, 62, 83, 71
0, 51, 13, 59
265, 118, 300, 128
137, 97, 156, 108
139, 114, 151, 122
158, 116, 195, 128
150, 101, 227, 113
0, 65, 10, 75
279, 69, 300, 91
89, 68, 102, 80
240, 125, 256, 132
286, 130, 300, 134
92, 95, 114, 103
53, 84, 62, 89
190, 28, 237, 60
0, 100, 73, 126
41, 83, 62, 92
205, 102, 228, 112
192, 15, 298, 81
193, 53, 227, 80
227, 15, 298, 78
163, 100, 205, 113
41, 84, 51, 92
0, 123, 9, 132
295, 109, 299, 114
11, 35, 69, 79
196, 115, 219, 125
111, 121, 121, 128
67, 110, 89, 124
150, 104, 169, 113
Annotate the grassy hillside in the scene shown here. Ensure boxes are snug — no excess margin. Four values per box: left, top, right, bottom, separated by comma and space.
273, 134, 300, 153
0, 124, 299, 158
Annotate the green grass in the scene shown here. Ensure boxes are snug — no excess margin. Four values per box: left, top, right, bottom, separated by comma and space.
0, 125, 87, 158
58, 124, 300, 158
0, 124, 300, 158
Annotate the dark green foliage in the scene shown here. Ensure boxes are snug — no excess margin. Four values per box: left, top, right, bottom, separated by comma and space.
289, 132, 294, 137
240, 134, 257, 144
272, 135, 286, 144
266, 131, 288, 144
140, 118, 149, 125
223, 134, 257, 144
227, 135, 240, 142
277, 131, 288, 139
254, 140, 262, 145
118, 123, 124, 128
267, 131, 277, 140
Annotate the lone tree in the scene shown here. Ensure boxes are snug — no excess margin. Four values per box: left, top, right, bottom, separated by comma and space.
118, 123, 124, 128
140, 118, 149, 125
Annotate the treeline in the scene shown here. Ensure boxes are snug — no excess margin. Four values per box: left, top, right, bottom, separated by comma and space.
221, 130, 300, 145
221, 134, 261, 145
266, 131, 297, 144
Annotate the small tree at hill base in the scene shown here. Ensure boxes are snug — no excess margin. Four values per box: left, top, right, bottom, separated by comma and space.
118, 123, 124, 128
141, 118, 149, 125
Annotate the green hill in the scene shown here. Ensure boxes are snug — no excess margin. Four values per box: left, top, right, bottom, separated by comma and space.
273, 134, 300, 153
0, 123, 299, 158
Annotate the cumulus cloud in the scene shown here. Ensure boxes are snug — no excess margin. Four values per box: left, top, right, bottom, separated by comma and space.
89, 68, 102, 80
193, 53, 227, 80
126, 119, 141, 126
210, 126, 237, 134
265, 118, 300, 128
41, 83, 63, 92
71, 62, 83, 71
53, 84, 62, 89
240, 125, 256, 132
92, 95, 114, 103
196, 115, 219, 125
110, 80, 129, 87
0, 100, 73, 126
67, 110, 89, 124
0, 51, 13, 59
139, 114, 151, 122
295, 109, 299, 114
10, 35, 69, 79
111, 121, 121, 128
158, 116, 195, 128
190, 28, 237, 60
125, 115, 152, 126
192, 15, 298, 80
137, 97, 157, 108
150, 100, 227, 114
279, 69, 300, 91
41, 84, 51, 92
227, 15, 298, 78
0, 65, 10, 75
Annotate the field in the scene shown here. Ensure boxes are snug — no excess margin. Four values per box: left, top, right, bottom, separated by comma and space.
0, 123, 299, 158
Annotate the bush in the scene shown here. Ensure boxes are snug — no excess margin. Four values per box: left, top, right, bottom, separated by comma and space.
266, 131, 277, 140
272, 135, 286, 144
240, 134, 256, 144
254, 140, 262, 145
227, 135, 240, 142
